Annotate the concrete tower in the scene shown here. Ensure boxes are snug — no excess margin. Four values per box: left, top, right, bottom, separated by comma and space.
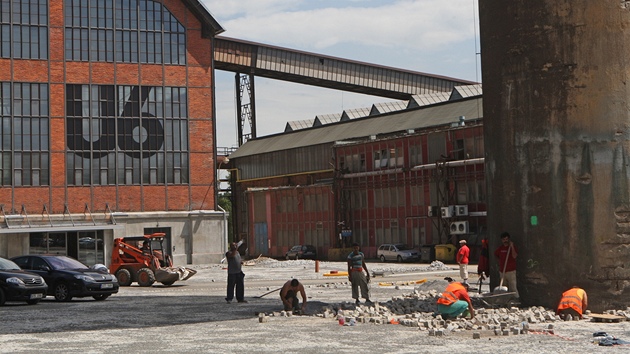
480, 1, 630, 311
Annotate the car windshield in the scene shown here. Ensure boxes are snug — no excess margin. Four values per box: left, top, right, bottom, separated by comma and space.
0, 257, 21, 270
45, 256, 88, 270
395, 244, 411, 250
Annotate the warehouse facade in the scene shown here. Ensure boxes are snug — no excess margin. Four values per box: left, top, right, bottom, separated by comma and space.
227, 91, 486, 260
0, 0, 227, 265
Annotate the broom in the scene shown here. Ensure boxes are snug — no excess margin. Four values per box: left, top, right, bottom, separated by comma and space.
493, 242, 512, 293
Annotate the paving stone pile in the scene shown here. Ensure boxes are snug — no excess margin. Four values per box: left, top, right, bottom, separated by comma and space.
257, 287, 630, 337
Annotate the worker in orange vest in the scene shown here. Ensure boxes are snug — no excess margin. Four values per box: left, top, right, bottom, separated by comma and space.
557, 286, 588, 320
436, 277, 475, 319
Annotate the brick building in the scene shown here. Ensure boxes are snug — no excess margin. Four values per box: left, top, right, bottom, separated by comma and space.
227, 90, 486, 261
0, 0, 227, 266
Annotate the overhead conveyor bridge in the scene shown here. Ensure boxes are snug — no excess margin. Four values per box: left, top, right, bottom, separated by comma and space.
213, 36, 477, 144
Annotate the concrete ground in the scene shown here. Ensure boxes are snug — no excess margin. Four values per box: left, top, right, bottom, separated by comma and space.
1, 258, 629, 353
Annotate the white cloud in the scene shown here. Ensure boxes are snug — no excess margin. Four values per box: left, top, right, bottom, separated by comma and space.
205, 0, 476, 53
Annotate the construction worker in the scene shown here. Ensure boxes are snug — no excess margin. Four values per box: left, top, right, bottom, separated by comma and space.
557, 286, 588, 320
494, 231, 519, 298
456, 239, 470, 285
436, 277, 475, 319
279, 279, 307, 314
225, 242, 247, 303
347, 242, 373, 305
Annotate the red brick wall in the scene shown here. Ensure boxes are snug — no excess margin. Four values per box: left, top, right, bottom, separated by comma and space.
3, 0, 216, 215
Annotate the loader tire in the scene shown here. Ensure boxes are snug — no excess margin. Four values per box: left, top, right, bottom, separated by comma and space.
137, 268, 156, 287
161, 281, 175, 286
116, 269, 132, 286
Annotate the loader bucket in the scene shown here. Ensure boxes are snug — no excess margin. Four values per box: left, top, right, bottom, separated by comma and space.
154, 267, 197, 285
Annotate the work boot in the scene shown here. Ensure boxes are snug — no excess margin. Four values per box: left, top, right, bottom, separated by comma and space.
355, 299, 360, 305
365, 299, 374, 305
237, 299, 248, 303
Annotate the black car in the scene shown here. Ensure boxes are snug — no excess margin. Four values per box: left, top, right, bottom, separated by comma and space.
285, 245, 317, 260
0, 257, 48, 306
11, 255, 119, 302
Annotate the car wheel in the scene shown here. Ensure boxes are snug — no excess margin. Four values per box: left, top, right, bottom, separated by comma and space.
380, 255, 386, 262
0, 288, 5, 306
295, 254, 299, 260
116, 268, 132, 286
285, 254, 290, 260
137, 268, 156, 287
397, 255, 403, 263
54, 282, 73, 302
92, 294, 110, 301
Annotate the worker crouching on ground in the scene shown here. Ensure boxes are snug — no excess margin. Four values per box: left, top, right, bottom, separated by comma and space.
436, 277, 475, 320
280, 279, 307, 314
557, 286, 588, 321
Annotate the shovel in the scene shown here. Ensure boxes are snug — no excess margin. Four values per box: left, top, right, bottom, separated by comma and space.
254, 287, 281, 298
493, 243, 512, 293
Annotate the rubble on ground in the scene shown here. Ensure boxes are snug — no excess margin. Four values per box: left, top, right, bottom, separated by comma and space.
257, 286, 630, 336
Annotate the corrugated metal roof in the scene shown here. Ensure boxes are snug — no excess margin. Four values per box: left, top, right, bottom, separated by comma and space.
450, 84, 483, 100
408, 92, 451, 108
370, 101, 408, 115
229, 97, 483, 158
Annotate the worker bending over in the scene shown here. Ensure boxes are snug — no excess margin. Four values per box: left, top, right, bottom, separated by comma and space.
557, 286, 588, 320
280, 279, 307, 314
436, 277, 475, 320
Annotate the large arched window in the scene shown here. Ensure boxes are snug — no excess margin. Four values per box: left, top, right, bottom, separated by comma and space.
64, 0, 186, 64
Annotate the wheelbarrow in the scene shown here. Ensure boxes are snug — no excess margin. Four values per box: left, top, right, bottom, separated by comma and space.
478, 291, 518, 308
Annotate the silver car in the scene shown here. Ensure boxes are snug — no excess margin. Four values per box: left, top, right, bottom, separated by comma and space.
377, 244, 419, 262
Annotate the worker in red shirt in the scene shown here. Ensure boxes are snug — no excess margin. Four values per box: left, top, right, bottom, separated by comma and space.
436, 277, 475, 319
456, 239, 470, 285
557, 286, 588, 320
494, 231, 519, 299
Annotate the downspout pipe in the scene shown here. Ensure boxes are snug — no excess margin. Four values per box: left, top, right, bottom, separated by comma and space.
411, 158, 485, 171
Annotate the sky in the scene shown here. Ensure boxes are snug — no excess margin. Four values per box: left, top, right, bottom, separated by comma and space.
200, 0, 481, 150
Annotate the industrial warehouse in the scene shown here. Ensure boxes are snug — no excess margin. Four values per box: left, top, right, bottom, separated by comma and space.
0, 0, 227, 265
225, 85, 486, 264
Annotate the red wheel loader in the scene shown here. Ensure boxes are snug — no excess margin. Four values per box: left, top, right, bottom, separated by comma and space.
110, 233, 196, 287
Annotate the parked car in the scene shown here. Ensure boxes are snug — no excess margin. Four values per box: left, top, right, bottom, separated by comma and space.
377, 244, 420, 262
285, 245, 317, 260
11, 255, 118, 302
0, 256, 48, 306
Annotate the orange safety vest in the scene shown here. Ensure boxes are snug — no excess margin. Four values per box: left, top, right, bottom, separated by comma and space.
557, 288, 584, 315
437, 282, 465, 306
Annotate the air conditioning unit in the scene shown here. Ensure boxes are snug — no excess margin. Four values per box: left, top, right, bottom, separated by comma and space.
455, 205, 468, 216
427, 206, 439, 217
449, 221, 469, 235
441, 206, 455, 218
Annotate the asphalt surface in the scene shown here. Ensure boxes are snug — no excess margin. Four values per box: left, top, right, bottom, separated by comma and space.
1, 260, 629, 353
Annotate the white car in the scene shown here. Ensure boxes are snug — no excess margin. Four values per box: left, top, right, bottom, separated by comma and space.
377, 244, 419, 262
